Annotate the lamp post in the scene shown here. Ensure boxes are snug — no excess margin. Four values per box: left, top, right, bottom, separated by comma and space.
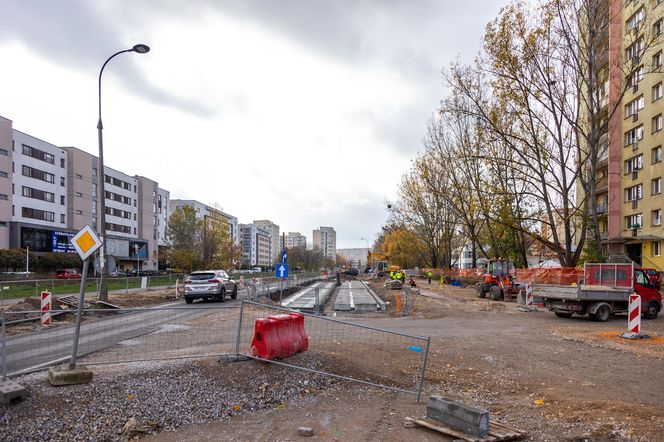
135, 244, 140, 275
97, 44, 150, 302
360, 237, 369, 269
25, 241, 31, 274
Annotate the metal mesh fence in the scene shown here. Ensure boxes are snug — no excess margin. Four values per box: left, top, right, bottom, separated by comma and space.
1, 306, 240, 376
236, 301, 430, 399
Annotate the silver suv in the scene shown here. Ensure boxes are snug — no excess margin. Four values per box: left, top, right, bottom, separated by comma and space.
184, 270, 238, 304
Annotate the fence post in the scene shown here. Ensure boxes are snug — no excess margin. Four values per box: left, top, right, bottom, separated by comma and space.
51, 279, 55, 296
1, 310, 6, 381
35, 280, 38, 297
416, 337, 431, 402
125, 277, 129, 294
235, 301, 245, 355
315, 287, 320, 314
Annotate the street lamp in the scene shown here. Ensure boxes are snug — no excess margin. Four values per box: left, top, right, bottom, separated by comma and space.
96, 44, 150, 301
25, 241, 32, 274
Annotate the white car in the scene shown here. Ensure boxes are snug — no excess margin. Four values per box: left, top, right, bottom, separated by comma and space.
184, 270, 237, 304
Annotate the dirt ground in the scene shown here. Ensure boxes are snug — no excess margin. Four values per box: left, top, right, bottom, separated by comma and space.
142, 279, 664, 441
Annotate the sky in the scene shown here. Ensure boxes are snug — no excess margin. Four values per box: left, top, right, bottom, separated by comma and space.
0, 0, 507, 249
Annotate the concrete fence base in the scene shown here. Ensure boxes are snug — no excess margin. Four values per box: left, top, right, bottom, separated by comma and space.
426, 395, 489, 437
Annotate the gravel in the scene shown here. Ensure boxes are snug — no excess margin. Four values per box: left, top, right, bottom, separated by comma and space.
0, 355, 341, 441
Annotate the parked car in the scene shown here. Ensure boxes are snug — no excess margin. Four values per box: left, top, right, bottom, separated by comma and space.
55, 269, 82, 279
184, 270, 237, 304
343, 268, 359, 276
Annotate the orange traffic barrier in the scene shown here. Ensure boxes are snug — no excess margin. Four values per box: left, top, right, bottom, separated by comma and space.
251, 313, 308, 360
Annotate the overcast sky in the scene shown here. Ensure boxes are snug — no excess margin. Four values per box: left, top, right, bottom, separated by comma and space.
0, 0, 507, 249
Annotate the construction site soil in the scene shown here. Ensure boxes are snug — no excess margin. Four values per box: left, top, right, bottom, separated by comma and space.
4, 279, 664, 441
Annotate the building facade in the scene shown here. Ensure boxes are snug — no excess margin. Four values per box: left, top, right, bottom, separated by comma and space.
253, 219, 280, 263
0, 116, 169, 271
336, 247, 368, 268
239, 223, 272, 268
312, 226, 336, 261
593, 0, 664, 269
285, 232, 307, 249
169, 199, 238, 246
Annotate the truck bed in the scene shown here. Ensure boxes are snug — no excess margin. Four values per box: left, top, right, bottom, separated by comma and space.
534, 284, 631, 302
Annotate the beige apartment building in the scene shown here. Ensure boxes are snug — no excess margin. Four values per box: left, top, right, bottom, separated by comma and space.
0, 115, 169, 271
595, 0, 664, 269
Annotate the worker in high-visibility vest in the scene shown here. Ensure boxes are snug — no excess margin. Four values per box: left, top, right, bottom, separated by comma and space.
427, 271, 432, 284
390, 271, 395, 280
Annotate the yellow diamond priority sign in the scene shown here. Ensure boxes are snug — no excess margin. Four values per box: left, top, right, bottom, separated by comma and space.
70, 225, 103, 260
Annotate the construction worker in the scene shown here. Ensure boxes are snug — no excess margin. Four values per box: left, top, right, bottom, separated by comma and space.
390, 270, 395, 280
427, 271, 432, 284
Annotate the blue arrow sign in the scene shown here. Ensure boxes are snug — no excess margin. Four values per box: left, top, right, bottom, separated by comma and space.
276, 263, 289, 279
281, 249, 288, 264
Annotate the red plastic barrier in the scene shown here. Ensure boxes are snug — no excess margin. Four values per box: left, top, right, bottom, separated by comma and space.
250, 313, 308, 360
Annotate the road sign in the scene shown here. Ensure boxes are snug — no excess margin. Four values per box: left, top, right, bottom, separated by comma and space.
281, 249, 288, 264
276, 263, 289, 279
70, 225, 102, 261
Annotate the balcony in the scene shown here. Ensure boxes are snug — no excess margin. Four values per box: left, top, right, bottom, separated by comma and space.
595, 177, 608, 193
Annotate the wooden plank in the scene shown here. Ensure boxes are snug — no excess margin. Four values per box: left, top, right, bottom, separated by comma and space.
405, 416, 526, 441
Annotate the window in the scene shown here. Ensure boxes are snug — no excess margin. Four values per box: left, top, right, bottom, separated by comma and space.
22, 144, 54, 164
625, 184, 643, 201
626, 213, 643, 229
627, 7, 646, 31
655, 18, 663, 37
60, 158, 65, 168
653, 209, 662, 226
0, 171, 7, 178
654, 241, 662, 257
92, 167, 97, 177
625, 154, 644, 173
60, 195, 65, 205
625, 125, 644, 146
60, 177, 65, 186
654, 83, 663, 101
22, 186, 55, 202
22, 207, 55, 222
626, 39, 644, 60
653, 177, 662, 194
22, 165, 55, 183
75, 192, 83, 198
0, 194, 7, 201
653, 114, 663, 133
654, 51, 663, 69
653, 146, 662, 163
76, 210, 83, 215
60, 214, 65, 224
625, 95, 644, 116
91, 183, 97, 197
0, 148, 7, 156
75, 174, 82, 180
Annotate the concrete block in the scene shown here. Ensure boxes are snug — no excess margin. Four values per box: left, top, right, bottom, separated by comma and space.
48, 366, 93, 386
297, 427, 314, 437
0, 380, 28, 404
426, 395, 489, 438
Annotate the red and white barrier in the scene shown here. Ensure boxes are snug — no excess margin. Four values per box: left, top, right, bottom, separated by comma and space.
40, 290, 52, 326
525, 283, 534, 308
628, 293, 641, 334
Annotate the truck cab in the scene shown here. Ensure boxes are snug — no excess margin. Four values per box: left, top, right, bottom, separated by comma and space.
633, 268, 662, 319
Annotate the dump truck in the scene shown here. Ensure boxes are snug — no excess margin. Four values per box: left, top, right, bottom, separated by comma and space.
536, 263, 661, 321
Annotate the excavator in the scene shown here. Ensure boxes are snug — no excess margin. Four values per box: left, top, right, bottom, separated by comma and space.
367, 252, 400, 277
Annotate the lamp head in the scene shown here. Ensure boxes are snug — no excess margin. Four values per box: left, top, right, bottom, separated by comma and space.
132, 44, 150, 54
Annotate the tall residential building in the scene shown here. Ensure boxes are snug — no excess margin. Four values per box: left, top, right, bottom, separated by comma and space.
0, 116, 169, 271
285, 232, 307, 249
169, 200, 238, 245
253, 219, 280, 263
591, 1, 664, 269
336, 247, 368, 267
312, 226, 336, 261
239, 223, 271, 268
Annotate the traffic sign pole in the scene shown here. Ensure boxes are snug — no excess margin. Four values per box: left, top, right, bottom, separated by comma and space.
70, 258, 89, 369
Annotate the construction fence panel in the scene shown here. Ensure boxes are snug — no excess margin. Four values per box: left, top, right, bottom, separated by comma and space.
1, 306, 241, 376
236, 301, 430, 399
0, 274, 186, 305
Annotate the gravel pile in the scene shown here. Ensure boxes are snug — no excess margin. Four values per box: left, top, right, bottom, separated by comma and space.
0, 355, 341, 441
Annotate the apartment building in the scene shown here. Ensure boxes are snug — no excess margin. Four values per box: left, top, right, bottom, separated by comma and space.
336, 247, 368, 268
239, 223, 271, 268
0, 116, 169, 271
312, 226, 336, 261
594, 0, 664, 269
285, 232, 307, 249
170, 200, 239, 245
253, 219, 280, 263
